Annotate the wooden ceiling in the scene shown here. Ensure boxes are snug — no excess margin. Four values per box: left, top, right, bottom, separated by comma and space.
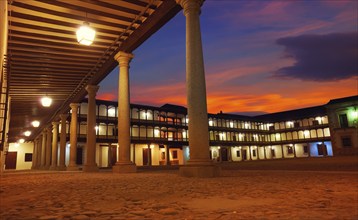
6, 0, 181, 142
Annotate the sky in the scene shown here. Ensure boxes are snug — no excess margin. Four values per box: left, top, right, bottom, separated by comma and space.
98, 0, 358, 116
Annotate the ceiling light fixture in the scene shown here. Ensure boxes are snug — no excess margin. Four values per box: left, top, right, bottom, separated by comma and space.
41, 96, 52, 107
24, 131, 31, 137
32, 120, 40, 127
19, 138, 25, 144
77, 21, 95, 46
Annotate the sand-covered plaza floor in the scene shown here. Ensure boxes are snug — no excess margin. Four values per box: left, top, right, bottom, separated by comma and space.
1, 157, 357, 220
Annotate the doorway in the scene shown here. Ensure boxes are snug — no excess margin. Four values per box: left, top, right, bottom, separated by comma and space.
5, 152, 17, 169
143, 148, 151, 166
221, 148, 228, 161
317, 144, 327, 156
242, 149, 247, 161
76, 147, 83, 165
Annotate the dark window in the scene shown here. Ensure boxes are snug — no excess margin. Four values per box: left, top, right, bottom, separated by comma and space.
24, 153, 32, 162
317, 144, 327, 156
287, 146, 294, 154
294, 122, 300, 128
303, 145, 309, 154
252, 150, 256, 157
236, 150, 240, 157
339, 114, 349, 128
216, 134, 220, 141
341, 137, 352, 148
271, 149, 276, 157
312, 120, 319, 126
172, 150, 178, 159
269, 126, 275, 131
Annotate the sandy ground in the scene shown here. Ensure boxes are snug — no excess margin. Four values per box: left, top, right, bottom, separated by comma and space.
1, 158, 358, 220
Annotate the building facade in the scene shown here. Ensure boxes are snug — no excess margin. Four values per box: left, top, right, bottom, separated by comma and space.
5, 95, 357, 170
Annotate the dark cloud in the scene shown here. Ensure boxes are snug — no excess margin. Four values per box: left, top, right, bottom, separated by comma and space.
274, 32, 358, 81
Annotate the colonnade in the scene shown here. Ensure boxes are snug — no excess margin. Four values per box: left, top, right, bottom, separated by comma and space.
32, 0, 216, 177
31, 85, 100, 171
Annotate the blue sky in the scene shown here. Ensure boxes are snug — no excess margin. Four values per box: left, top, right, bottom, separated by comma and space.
98, 0, 357, 115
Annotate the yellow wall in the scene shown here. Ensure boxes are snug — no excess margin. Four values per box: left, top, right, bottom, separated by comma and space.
8, 142, 33, 170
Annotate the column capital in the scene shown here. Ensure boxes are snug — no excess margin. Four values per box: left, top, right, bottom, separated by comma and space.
176, 0, 203, 16
52, 121, 60, 126
85, 85, 99, 95
59, 114, 67, 121
69, 103, 80, 110
114, 51, 134, 67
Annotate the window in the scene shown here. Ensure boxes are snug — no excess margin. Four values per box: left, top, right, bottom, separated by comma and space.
341, 137, 352, 148
269, 126, 275, 131
303, 145, 309, 154
312, 120, 319, 126
339, 114, 349, 128
24, 153, 32, 162
161, 152, 165, 160
252, 149, 256, 157
294, 122, 300, 128
172, 150, 178, 159
236, 150, 240, 157
287, 146, 294, 154
317, 144, 327, 156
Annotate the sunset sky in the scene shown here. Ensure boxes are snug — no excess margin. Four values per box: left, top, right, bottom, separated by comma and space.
98, 0, 358, 115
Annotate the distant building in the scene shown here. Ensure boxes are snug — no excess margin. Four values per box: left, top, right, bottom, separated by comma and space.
6, 95, 357, 170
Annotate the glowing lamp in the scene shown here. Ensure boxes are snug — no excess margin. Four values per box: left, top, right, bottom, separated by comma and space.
24, 131, 31, 137
19, 138, 25, 144
41, 96, 52, 107
32, 120, 40, 127
76, 22, 95, 46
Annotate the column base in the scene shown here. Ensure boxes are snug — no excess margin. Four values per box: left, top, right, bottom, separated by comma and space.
49, 166, 58, 170
179, 164, 221, 178
57, 165, 67, 171
112, 163, 137, 173
83, 165, 99, 172
67, 165, 80, 171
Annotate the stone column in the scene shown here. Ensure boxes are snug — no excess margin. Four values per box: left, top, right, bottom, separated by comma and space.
50, 122, 59, 170
31, 139, 38, 169
176, 0, 220, 177
41, 131, 47, 169
58, 114, 67, 170
83, 85, 99, 172
112, 51, 137, 173
166, 145, 170, 165
67, 103, 80, 171
36, 137, 42, 168
45, 127, 52, 169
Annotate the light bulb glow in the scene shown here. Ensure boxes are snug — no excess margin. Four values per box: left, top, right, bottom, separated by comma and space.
32, 120, 40, 127
76, 22, 95, 46
19, 138, 25, 144
41, 96, 52, 107
24, 131, 31, 137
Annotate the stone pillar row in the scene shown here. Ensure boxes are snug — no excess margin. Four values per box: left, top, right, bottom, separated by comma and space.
32, 103, 73, 170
